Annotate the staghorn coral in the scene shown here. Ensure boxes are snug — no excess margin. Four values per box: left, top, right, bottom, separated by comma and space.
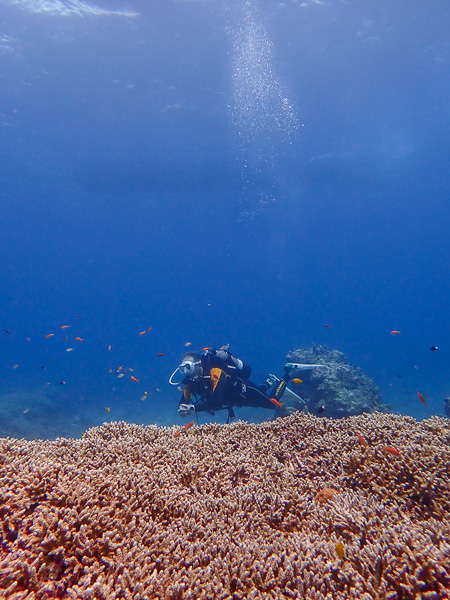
0, 412, 449, 599
314, 487, 337, 505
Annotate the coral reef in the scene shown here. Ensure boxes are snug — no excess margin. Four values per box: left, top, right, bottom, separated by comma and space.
286, 345, 387, 418
1, 412, 450, 599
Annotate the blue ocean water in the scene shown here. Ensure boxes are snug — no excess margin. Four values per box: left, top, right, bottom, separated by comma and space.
1, 0, 449, 439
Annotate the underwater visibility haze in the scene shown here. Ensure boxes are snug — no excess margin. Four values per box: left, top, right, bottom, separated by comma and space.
1, 0, 450, 438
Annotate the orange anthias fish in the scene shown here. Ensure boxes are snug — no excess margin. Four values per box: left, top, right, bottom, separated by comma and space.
417, 392, 426, 406
107, 345, 111, 352
335, 541, 345, 560
75, 337, 83, 342
383, 446, 401, 456
130, 375, 139, 382
269, 397, 283, 407
390, 330, 401, 335
60, 325, 70, 330
202, 346, 211, 352
357, 433, 368, 447
174, 421, 195, 437
156, 353, 164, 357
292, 378, 303, 384
138, 331, 146, 336
45, 333, 54, 338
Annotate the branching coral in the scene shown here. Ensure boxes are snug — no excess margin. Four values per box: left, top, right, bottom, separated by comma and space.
1, 413, 449, 599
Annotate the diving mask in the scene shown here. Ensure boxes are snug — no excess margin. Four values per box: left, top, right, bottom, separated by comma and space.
169, 359, 202, 385
178, 360, 201, 376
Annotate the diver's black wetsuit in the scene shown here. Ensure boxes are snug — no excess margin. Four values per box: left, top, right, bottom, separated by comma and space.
178, 349, 286, 417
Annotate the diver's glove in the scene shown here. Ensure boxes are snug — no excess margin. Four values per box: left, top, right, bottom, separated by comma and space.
178, 403, 196, 417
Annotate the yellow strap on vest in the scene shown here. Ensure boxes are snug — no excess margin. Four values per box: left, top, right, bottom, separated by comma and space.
210, 368, 222, 392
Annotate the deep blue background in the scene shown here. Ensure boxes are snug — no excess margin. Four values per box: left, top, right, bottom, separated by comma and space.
1, 0, 449, 438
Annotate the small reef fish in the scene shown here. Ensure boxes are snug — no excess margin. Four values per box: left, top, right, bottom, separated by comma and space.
26, 338, 30, 341
383, 446, 401, 456
417, 392, 426, 406
292, 378, 303, 384
323, 324, 332, 329
23, 409, 30, 414
140, 392, 148, 401
45, 333, 54, 338
66, 348, 74, 352
138, 331, 146, 336
430, 346, 438, 351
107, 345, 111, 352
116, 366, 123, 373
75, 337, 83, 342
335, 542, 345, 560
13, 364, 19, 369
357, 433, 368, 447
156, 353, 164, 357
414, 365, 419, 370
130, 375, 139, 382
202, 346, 211, 352
174, 421, 195, 437
75, 315, 82, 318
3, 329, 12, 335
117, 373, 125, 379
390, 330, 401, 335
105, 407, 110, 413
60, 325, 70, 329
269, 397, 283, 407
184, 342, 191, 347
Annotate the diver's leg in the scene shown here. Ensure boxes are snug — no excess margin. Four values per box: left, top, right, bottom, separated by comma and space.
259, 373, 278, 393
233, 379, 278, 410
236, 379, 295, 416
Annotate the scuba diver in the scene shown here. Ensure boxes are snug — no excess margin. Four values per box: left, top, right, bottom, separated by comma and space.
169, 346, 325, 422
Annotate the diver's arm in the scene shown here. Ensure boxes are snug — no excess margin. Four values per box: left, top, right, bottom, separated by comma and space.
178, 385, 196, 417
189, 397, 216, 414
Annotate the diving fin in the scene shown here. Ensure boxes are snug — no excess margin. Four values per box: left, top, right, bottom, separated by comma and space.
285, 362, 325, 374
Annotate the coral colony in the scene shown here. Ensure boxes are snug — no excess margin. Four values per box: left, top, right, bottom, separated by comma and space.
1, 412, 449, 598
